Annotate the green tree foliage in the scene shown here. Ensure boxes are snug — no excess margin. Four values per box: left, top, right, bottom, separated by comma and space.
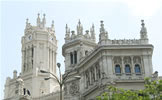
96, 78, 162, 100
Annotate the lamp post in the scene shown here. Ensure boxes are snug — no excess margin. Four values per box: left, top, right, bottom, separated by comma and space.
40, 63, 81, 100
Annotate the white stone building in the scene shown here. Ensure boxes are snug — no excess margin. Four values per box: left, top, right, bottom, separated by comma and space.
62, 20, 154, 100
4, 14, 158, 100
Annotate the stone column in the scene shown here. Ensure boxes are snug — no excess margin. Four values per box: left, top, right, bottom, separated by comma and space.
65, 53, 70, 70
107, 56, 113, 78
52, 50, 54, 73
49, 48, 51, 71
22, 49, 25, 73
121, 56, 124, 74
26, 48, 29, 71
102, 56, 108, 76
89, 69, 92, 85
143, 55, 152, 77
99, 59, 103, 78
54, 52, 56, 74
131, 56, 135, 76
94, 65, 97, 81
50, 49, 52, 71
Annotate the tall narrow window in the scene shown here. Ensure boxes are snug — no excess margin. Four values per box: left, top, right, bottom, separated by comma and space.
96, 64, 101, 79
86, 72, 90, 88
31, 46, 34, 68
91, 68, 95, 83
74, 51, 77, 64
135, 64, 141, 74
115, 65, 121, 74
32, 46, 34, 58
70, 52, 73, 64
125, 64, 131, 74
24, 49, 26, 72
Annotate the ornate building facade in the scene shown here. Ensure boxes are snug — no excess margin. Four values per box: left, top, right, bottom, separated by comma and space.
4, 14, 157, 100
62, 20, 154, 100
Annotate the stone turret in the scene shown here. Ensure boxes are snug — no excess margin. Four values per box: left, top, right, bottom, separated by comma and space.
63, 20, 97, 71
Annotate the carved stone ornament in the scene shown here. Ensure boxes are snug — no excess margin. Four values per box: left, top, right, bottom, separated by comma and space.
64, 85, 67, 95
114, 56, 121, 64
69, 82, 79, 96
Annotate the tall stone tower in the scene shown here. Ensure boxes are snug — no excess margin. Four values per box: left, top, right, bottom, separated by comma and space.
4, 14, 58, 99
62, 20, 97, 99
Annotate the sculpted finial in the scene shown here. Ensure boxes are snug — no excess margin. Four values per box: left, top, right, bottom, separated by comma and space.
26, 18, 29, 23
77, 19, 83, 35
51, 20, 55, 32
99, 20, 108, 41
65, 24, 70, 40
140, 19, 148, 40
92, 23, 94, 28
141, 20, 145, 27
86, 30, 89, 34
38, 13, 40, 17
100, 20, 105, 33
51, 20, 54, 27
37, 13, 41, 27
65, 24, 68, 33
78, 19, 81, 25
43, 13, 46, 17
42, 13, 46, 27
25, 18, 29, 29
90, 23, 96, 41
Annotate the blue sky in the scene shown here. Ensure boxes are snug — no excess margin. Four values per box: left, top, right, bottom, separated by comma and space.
1, 0, 162, 99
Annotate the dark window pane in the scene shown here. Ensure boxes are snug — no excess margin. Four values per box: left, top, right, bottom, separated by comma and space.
70, 52, 73, 64
125, 64, 131, 73
135, 64, 141, 73
74, 51, 77, 64
115, 65, 121, 74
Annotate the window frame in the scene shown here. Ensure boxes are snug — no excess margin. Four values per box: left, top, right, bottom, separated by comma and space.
115, 64, 121, 75
134, 64, 141, 75
125, 64, 131, 75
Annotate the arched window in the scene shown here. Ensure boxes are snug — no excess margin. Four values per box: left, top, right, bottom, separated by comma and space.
125, 64, 131, 74
74, 51, 77, 64
115, 65, 121, 74
135, 64, 141, 74
96, 64, 101, 79
70, 52, 73, 64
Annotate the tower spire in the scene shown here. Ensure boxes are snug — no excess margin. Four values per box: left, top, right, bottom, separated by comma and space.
77, 19, 83, 35
25, 18, 29, 28
140, 20, 148, 39
100, 20, 105, 33
90, 23, 96, 42
37, 13, 41, 27
65, 24, 70, 40
51, 20, 55, 32
99, 20, 108, 41
42, 14, 46, 28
